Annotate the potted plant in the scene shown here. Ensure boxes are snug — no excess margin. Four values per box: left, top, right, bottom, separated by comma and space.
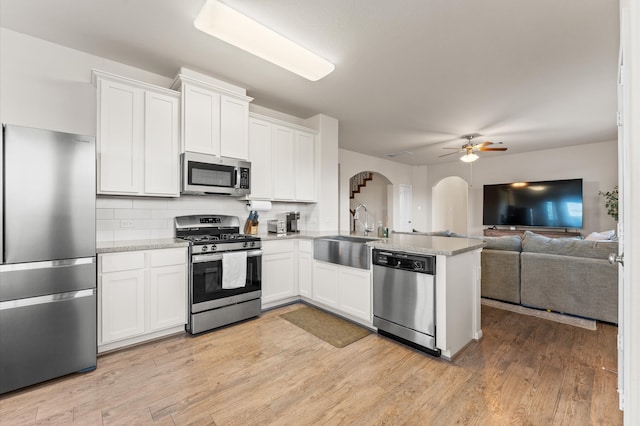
599, 185, 619, 222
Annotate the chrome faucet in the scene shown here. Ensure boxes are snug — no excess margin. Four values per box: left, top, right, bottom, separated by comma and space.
354, 203, 373, 236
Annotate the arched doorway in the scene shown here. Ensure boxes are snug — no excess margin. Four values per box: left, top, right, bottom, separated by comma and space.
349, 171, 392, 234
432, 176, 469, 235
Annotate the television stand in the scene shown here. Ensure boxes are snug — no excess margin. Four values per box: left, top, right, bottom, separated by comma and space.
483, 228, 581, 238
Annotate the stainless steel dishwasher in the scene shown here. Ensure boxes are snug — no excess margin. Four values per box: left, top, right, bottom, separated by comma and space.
372, 249, 440, 356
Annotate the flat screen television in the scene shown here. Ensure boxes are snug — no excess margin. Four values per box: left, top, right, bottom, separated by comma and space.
483, 178, 583, 228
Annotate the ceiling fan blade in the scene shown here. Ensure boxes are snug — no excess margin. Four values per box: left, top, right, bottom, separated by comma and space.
442, 147, 463, 150
479, 147, 508, 151
474, 141, 493, 148
438, 150, 463, 158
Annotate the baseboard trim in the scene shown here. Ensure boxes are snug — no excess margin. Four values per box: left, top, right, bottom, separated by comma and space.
481, 298, 597, 330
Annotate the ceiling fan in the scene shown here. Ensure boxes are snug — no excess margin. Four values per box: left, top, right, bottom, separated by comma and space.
439, 133, 508, 162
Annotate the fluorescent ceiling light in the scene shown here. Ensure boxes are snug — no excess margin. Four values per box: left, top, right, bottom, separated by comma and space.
194, 0, 335, 81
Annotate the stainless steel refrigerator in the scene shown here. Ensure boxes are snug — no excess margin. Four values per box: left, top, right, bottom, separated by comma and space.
0, 124, 97, 394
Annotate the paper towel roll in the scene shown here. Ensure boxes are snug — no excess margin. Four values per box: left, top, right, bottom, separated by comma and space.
246, 200, 272, 211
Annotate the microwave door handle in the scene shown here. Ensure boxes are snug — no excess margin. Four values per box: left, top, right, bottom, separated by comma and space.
234, 168, 240, 189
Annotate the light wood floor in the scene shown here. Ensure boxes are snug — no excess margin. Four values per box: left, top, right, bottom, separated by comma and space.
0, 303, 622, 425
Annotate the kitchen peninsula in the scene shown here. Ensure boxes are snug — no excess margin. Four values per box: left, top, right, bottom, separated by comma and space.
369, 234, 484, 360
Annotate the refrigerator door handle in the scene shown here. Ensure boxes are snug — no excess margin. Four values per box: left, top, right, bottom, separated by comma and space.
0, 288, 96, 311
0, 257, 95, 273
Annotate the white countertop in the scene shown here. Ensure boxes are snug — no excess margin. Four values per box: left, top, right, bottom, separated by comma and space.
96, 233, 483, 256
96, 238, 190, 254
264, 231, 484, 256
369, 234, 485, 256
259, 230, 351, 241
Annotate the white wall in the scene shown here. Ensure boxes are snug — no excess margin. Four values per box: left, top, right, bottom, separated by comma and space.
411, 166, 429, 231
427, 140, 618, 236
305, 114, 340, 231
350, 172, 391, 233
0, 28, 332, 241
338, 149, 415, 232
0, 28, 172, 134
432, 176, 469, 234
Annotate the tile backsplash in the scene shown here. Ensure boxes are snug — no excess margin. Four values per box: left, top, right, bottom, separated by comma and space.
96, 195, 315, 242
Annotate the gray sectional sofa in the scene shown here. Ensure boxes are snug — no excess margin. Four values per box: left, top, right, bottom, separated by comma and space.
481, 231, 619, 324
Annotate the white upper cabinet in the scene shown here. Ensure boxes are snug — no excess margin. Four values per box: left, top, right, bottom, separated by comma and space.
96, 78, 143, 194
93, 70, 180, 197
272, 124, 296, 200
144, 91, 180, 196
182, 83, 221, 156
248, 117, 273, 199
248, 113, 318, 202
220, 95, 249, 160
172, 70, 252, 160
295, 130, 316, 201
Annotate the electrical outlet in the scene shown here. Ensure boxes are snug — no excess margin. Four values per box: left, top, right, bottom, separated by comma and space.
121, 220, 134, 228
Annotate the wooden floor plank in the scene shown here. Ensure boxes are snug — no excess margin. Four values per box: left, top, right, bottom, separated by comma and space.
0, 304, 623, 425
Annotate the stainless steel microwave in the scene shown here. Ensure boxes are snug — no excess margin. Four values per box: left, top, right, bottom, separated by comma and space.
181, 152, 251, 196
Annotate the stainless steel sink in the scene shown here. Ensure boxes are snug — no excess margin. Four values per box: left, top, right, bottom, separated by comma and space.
313, 235, 380, 270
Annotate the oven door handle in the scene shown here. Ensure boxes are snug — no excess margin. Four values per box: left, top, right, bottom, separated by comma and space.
192, 249, 262, 263
192, 253, 223, 263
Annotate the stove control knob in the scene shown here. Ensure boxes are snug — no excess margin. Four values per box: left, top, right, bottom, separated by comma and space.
201, 245, 208, 253
250, 241, 256, 247
243, 242, 248, 248
211, 244, 217, 251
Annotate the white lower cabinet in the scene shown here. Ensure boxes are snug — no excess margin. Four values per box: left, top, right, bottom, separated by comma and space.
148, 264, 188, 332
338, 267, 372, 321
297, 239, 313, 298
261, 240, 297, 307
312, 261, 340, 308
101, 268, 146, 343
98, 247, 187, 352
257, 238, 372, 324
312, 260, 372, 324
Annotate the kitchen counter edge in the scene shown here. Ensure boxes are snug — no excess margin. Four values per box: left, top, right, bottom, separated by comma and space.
368, 236, 485, 256
260, 231, 345, 241
264, 232, 484, 256
96, 233, 485, 257
97, 238, 190, 254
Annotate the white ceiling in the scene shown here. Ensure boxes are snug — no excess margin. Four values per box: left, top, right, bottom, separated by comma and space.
0, 0, 619, 165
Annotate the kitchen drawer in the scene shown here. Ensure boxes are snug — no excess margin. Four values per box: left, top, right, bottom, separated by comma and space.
150, 248, 187, 267
262, 239, 295, 255
100, 251, 145, 273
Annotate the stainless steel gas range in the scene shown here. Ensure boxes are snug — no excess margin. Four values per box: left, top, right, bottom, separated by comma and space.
175, 215, 262, 334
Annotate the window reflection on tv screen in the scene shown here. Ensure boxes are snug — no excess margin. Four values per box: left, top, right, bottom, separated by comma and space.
483, 179, 583, 228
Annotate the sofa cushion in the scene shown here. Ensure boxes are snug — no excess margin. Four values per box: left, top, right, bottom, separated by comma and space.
483, 235, 522, 252
481, 249, 521, 303
522, 231, 616, 260
584, 230, 616, 241
520, 252, 618, 323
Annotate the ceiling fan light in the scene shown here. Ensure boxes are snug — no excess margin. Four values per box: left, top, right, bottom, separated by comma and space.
460, 153, 479, 163
194, 0, 335, 81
